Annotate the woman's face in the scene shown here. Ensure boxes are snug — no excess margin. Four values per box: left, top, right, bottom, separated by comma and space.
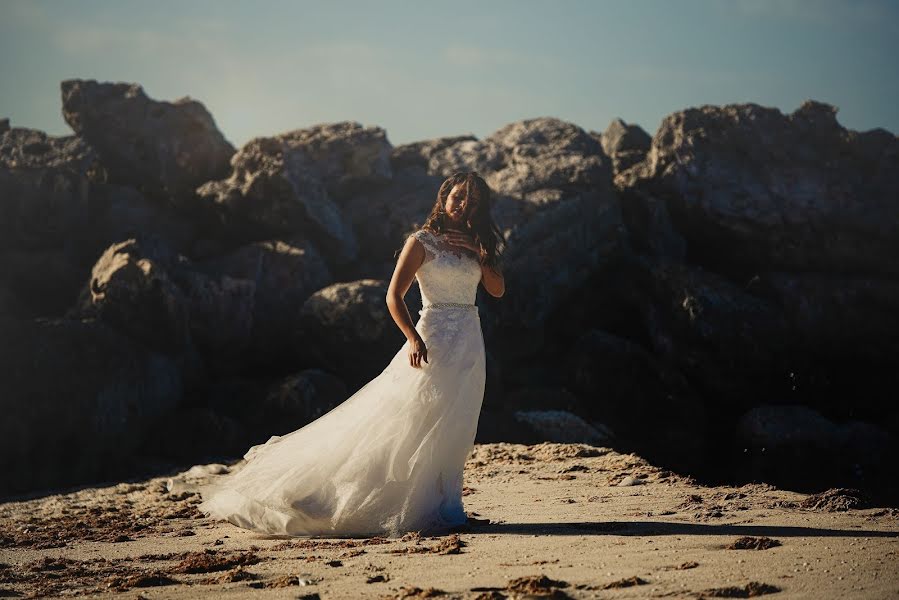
445, 183, 479, 226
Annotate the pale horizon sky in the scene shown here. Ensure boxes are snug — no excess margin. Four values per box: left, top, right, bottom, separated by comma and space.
1, 0, 897, 149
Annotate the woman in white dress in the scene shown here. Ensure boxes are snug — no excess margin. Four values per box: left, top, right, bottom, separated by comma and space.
196, 171, 506, 538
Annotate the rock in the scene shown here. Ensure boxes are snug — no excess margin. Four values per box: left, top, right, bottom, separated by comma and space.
502, 386, 583, 413
0, 126, 196, 318
196, 130, 359, 265
617, 100, 899, 277
390, 135, 478, 170
484, 116, 612, 195
203, 370, 348, 444
299, 279, 406, 391
0, 160, 92, 253
617, 476, 644, 487
0, 316, 182, 495
274, 121, 392, 201
0, 248, 88, 318
76, 238, 191, 353
745, 272, 899, 417
566, 329, 706, 469
748, 272, 899, 361
0, 125, 103, 177
632, 259, 795, 407
139, 407, 249, 462
474, 410, 546, 444
262, 369, 349, 429
512, 410, 612, 445
596, 117, 652, 174
337, 166, 443, 280
60, 79, 235, 205
189, 239, 332, 372
735, 405, 893, 491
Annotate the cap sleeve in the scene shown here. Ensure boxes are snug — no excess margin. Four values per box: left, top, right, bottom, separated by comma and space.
411, 229, 441, 263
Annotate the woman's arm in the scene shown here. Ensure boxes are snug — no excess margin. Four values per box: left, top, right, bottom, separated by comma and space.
441, 230, 505, 297
480, 261, 505, 298
387, 235, 430, 368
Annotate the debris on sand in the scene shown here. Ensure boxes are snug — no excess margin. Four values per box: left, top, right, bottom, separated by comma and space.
699, 581, 781, 597
602, 575, 648, 589
245, 573, 321, 589
726, 536, 782, 550
506, 574, 572, 596
198, 566, 258, 584
799, 488, 868, 512
269, 536, 392, 551
388, 533, 465, 555
103, 569, 180, 590
171, 549, 261, 573
382, 585, 447, 598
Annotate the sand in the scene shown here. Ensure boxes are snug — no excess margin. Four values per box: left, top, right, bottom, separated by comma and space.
1, 442, 897, 599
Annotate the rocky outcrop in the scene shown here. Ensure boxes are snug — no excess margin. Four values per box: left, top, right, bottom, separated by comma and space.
0, 126, 196, 317
595, 117, 652, 174
76, 238, 190, 353
616, 100, 899, 278
299, 279, 409, 391
735, 405, 894, 491
188, 238, 333, 371
0, 317, 182, 495
60, 79, 235, 205
2, 83, 897, 502
195, 124, 379, 265
566, 329, 706, 469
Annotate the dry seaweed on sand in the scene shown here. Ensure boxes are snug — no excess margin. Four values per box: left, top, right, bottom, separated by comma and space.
601, 575, 648, 589
699, 581, 781, 597
726, 536, 782, 550
170, 548, 261, 573
381, 585, 447, 598
387, 533, 465, 555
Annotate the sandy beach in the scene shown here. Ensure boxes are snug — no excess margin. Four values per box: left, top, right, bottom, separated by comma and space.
1, 442, 897, 599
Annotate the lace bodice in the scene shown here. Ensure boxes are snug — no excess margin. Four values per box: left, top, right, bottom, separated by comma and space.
410, 229, 482, 305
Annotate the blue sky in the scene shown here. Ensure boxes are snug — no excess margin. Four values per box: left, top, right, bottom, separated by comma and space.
1, 0, 896, 149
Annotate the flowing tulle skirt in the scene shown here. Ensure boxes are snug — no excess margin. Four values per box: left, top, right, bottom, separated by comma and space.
196, 306, 486, 538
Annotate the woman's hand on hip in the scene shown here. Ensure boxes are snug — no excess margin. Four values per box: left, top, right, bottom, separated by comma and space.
409, 334, 429, 368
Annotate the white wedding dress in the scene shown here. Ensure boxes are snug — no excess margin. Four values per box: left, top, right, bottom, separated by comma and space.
196, 229, 487, 538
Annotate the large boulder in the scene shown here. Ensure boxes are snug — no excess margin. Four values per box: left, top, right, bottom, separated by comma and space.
0, 126, 196, 317
745, 272, 899, 418
617, 100, 899, 277
566, 329, 706, 470
391, 135, 478, 171
60, 79, 235, 205
298, 279, 408, 391
337, 165, 442, 279
203, 369, 349, 446
0, 124, 103, 177
0, 316, 182, 495
189, 238, 333, 372
735, 405, 894, 494
75, 238, 190, 353
273, 121, 392, 201
196, 126, 368, 265
595, 117, 652, 175
630, 260, 796, 407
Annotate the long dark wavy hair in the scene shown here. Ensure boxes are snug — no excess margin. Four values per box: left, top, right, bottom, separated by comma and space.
411, 171, 505, 269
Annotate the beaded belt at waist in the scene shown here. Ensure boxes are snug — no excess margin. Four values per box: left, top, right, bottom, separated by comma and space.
421, 302, 478, 312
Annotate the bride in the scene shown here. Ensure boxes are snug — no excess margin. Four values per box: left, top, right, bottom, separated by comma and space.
196, 171, 505, 538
